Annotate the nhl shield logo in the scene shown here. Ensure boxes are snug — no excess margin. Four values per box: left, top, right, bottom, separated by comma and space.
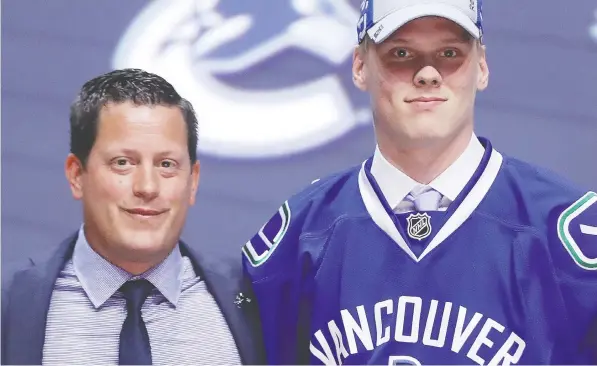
406, 213, 432, 241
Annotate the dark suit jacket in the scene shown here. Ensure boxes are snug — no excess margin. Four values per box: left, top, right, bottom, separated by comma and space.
1, 232, 264, 365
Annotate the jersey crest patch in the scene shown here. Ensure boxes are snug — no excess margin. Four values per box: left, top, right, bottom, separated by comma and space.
406, 213, 432, 241
243, 201, 291, 267
557, 191, 597, 270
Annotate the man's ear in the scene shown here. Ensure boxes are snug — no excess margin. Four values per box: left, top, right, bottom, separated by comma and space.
352, 46, 368, 91
65, 153, 85, 200
189, 160, 200, 205
477, 43, 489, 91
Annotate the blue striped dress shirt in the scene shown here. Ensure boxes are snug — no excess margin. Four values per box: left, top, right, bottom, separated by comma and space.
42, 226, 241, 365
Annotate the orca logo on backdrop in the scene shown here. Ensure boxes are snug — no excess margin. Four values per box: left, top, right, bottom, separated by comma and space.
113, 0, 371, 159
590, 7, 597, 43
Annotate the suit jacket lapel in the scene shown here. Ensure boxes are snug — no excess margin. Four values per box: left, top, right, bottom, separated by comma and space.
4, 233, 77, 365
5, 236, 263, 365
180, 243, 264, 365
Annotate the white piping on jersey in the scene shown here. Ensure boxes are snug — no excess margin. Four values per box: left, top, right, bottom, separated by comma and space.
358, 149, 503, 262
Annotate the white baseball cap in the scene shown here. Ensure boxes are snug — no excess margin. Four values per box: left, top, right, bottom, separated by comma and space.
356, 0, 484, 44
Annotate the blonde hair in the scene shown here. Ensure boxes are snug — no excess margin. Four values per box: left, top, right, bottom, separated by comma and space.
358, 34, 372, 54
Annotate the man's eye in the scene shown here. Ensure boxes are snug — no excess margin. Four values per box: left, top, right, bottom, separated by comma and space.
441, 49, 458, 58
160, 160, 176, 169
395, 49, 411, 58
115, 158, 130, 166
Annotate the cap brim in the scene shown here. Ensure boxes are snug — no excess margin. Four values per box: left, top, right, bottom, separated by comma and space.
367, 3, 480, 44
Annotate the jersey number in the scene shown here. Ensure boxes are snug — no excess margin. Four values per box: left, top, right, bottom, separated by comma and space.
388, 355, 421, 365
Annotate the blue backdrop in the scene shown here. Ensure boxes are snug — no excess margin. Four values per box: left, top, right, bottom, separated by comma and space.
2, 0, 596, 274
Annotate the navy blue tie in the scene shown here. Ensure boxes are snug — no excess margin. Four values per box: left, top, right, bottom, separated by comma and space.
119, 279, 154, 365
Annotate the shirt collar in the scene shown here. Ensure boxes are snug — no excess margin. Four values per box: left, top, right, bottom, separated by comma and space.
72, 225, 184, 309
370, 133, 485, 209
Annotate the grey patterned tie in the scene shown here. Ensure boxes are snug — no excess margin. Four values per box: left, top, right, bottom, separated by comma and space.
408, 187, 442, 211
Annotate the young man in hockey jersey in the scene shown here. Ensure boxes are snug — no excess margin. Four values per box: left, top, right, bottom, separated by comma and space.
241, 0, 597, 364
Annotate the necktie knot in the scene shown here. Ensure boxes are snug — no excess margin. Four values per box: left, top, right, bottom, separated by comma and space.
408, 187, 442, 212
120, 279, 154, 313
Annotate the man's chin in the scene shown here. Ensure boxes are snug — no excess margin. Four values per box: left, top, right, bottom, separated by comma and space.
116, 229, 172, 252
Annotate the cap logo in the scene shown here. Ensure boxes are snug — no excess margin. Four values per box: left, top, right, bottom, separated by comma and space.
373, 24, 384, 39
357, 0, 373, 43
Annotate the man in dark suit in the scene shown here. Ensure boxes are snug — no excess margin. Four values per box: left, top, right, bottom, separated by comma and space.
2, 68, 263, 365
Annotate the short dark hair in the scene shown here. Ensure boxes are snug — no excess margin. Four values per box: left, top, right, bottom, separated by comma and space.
69, 68, 198, 167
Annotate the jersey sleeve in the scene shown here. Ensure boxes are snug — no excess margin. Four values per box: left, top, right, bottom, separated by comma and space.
241, 197, 316, 364
551, 191, 597, 356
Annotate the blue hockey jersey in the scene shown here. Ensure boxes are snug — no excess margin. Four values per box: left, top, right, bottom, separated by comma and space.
242, 138, 597, 365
